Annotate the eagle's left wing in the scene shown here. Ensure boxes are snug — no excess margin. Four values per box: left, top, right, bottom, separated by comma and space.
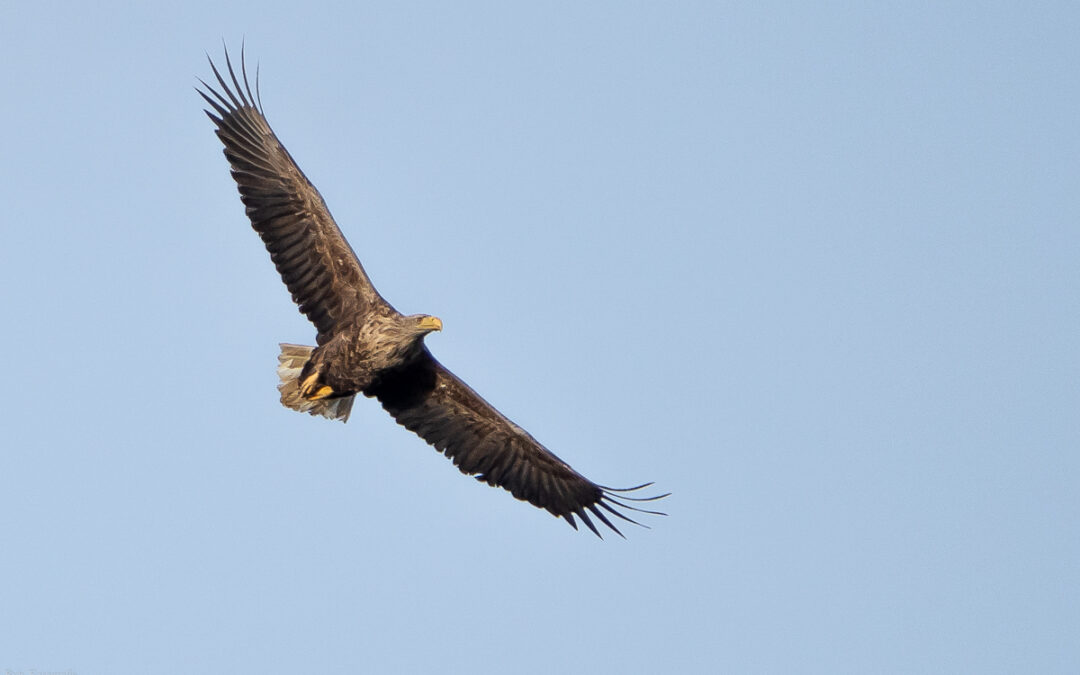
366, 350, 667, 537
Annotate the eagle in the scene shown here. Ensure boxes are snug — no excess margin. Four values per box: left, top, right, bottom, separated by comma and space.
198, 47, 666, 537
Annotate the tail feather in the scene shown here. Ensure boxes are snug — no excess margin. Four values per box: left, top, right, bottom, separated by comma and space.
277, 343, 355, 422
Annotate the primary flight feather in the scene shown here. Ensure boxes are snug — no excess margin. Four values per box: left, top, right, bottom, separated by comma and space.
198, 46, 666, 537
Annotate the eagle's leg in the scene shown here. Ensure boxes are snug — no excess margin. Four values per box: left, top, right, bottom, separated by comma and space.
277, 343, 356, 422
299, 370, 335, 400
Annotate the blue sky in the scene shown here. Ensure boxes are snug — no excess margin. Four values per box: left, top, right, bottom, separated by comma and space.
2, 2, 1078, 673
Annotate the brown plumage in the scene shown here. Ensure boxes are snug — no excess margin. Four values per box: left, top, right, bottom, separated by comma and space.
199, 47, 666, 537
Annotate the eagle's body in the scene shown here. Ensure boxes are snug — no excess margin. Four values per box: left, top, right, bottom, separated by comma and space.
299, 312, 442, 404
199, 47, 665, 536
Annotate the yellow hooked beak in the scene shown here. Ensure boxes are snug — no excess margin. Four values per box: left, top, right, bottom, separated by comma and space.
419, 316, 443, 332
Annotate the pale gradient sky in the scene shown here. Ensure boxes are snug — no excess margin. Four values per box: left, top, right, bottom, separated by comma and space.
1, 2, 1078, 673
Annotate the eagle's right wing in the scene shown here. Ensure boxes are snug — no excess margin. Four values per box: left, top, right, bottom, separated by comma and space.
199, 48, 388, 344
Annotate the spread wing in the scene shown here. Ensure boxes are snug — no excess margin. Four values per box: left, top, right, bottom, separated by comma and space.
366, 350, 668, 537
199, 48, 388, 344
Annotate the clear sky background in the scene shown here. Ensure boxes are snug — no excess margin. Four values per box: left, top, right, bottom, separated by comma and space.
2, 2, 1077, 673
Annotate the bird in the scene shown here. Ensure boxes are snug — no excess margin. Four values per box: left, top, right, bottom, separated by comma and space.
198, 46, 666, 537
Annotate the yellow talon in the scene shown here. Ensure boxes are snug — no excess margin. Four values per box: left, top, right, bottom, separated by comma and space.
308, 385, 335, 400
299, 371, 334, 400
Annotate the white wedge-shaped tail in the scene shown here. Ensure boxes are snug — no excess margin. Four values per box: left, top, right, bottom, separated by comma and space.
277, 343, 355, 422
